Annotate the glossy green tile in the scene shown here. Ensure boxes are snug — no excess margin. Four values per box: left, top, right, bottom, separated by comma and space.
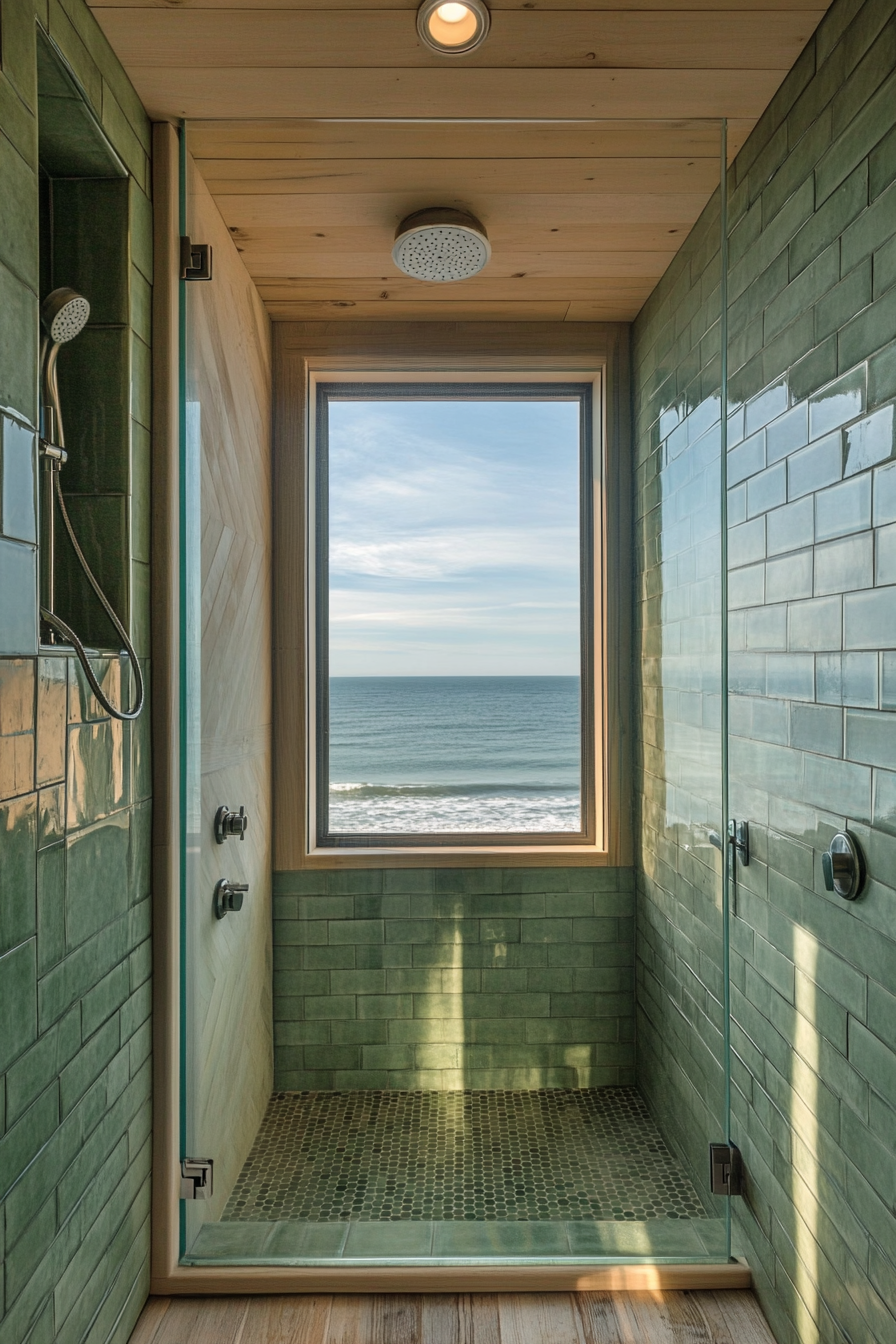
567, 1219, 707, 1256
787, 431, 842, 500
790, 159, 868, 280
846, 708, 896, 768
54, 325, 129, 493
189, 1222, 279, 1260
0, 728, 35, 801
343, 1222, 434, 1258
55, 494, 129, 651
840, 285, 896, 372
0, 791, 37, 954
0, 658, 34, 737
872, 767, 896, 834
64, 813, 129, 948
37, 783, 64, 850
99, 83, 147, 188
66, 718, 127, 830
817, 652, 878, 707
0, 938, 38, 1071
434, 1222, 570, 1256
36, 654, 67, 785
815, 473, 872, 541
766, 401, 809, 463
844, 404, 896, 476
51, 178, 129, 325
129, 180, 153, 284
131, 333, 152, 432
810, 366, 866, 440
128, 799, 151, 904
0, 537, 38, 656
1, 415, 37, 544
262, 1223, 349, 1259
815, 532, 874, 595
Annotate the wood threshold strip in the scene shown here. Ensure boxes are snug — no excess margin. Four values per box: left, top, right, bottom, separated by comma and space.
151, 1259, 751, 1295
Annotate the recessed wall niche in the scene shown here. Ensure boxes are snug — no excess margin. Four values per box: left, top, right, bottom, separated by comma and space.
37, 30, 132, 650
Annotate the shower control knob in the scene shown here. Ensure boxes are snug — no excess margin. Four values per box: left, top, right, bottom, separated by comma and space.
215, 805, 248, 844
822, 831, 865, 901
214, 879, 248, 919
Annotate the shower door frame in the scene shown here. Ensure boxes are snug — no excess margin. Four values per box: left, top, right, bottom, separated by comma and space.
149, 120, 749, 1294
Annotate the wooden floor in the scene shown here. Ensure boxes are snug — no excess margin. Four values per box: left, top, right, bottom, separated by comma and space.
131, 1291, 776, 1343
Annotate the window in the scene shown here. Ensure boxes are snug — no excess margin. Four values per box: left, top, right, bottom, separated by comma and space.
308, 371, 602, 852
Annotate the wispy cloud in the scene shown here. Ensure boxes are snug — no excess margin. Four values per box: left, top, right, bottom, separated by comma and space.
327, 398, 581, 675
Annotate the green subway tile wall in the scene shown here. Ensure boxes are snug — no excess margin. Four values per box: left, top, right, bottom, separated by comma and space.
272, 868, 635, 1091
633, 1, 896, 1340
0, 1, 152, 1342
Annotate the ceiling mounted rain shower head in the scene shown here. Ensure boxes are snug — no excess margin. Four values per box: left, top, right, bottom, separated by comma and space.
392, 208, 491, 282
41, 288, 90, 345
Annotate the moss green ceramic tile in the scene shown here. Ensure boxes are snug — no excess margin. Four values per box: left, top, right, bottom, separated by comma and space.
55, 495, 128, 651
0, 938, 38, 1071
844, 404, 896, 476
35, 656, 66, 786
434, 1222, 571, 1256
131, 333, 151, 431
344, 1222, 434, 1258
0, 791, 37, 954
262, 1223, 349, 1259
0, 121, 38, 288
66, 718, 127, 830
37, 783, 64, 848
840, 285, 896, 373
189, 1222, 280, 1260
816, 473, 872, 541
0, 657, 34, 737
54, 326, 129, 495
99, 82, 147, 189
0, 538, 38, 656
64, 812, 129, 948
791, 160, 868, 280
51, 179, 129, 325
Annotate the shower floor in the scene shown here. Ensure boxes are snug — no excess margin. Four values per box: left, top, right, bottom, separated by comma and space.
222, 1087, 705, 1224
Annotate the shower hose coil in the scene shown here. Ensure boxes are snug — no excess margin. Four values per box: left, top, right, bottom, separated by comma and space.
42, 469, 145, 721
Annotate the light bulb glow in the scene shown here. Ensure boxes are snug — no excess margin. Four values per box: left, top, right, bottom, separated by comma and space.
418, 0, 490, 53
436, 3, 470, 21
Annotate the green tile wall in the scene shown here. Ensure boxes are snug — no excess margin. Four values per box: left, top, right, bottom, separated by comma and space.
0, 2, 152, 1342
633, 1, 896, 1340
272, 868, 634, 1091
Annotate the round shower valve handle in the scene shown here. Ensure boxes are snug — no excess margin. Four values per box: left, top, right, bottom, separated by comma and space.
822, 831, 865, 901
215, 804, 248, 844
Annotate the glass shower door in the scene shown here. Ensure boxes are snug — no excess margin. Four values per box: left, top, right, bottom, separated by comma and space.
178, 120, 274, 1262
175, 114, 735, 1269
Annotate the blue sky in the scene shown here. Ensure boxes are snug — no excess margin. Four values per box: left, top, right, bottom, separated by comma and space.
327, 396, 581, 675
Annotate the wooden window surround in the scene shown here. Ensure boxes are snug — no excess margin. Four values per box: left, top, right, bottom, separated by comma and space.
273, 323, 634, 870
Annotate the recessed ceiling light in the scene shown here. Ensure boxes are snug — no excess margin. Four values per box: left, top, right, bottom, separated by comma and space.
392, 208, 491, 282
417, 0, 490, 55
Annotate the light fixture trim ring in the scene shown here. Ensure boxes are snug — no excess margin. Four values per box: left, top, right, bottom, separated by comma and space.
417, 0, 491, 55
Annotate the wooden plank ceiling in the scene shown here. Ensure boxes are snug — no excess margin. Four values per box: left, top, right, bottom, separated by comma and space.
90, 1, 827, 321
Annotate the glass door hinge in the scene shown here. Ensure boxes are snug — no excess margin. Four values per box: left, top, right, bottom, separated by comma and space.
180, 1157, 213, 1199
180, 236, 213, 281
709, 1142, 743, 1196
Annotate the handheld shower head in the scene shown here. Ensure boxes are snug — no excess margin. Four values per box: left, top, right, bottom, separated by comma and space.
41, 287, 90, 345
40, 288, 90, 449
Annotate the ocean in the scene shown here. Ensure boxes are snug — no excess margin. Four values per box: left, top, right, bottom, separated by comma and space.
327, 676, 580, 833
